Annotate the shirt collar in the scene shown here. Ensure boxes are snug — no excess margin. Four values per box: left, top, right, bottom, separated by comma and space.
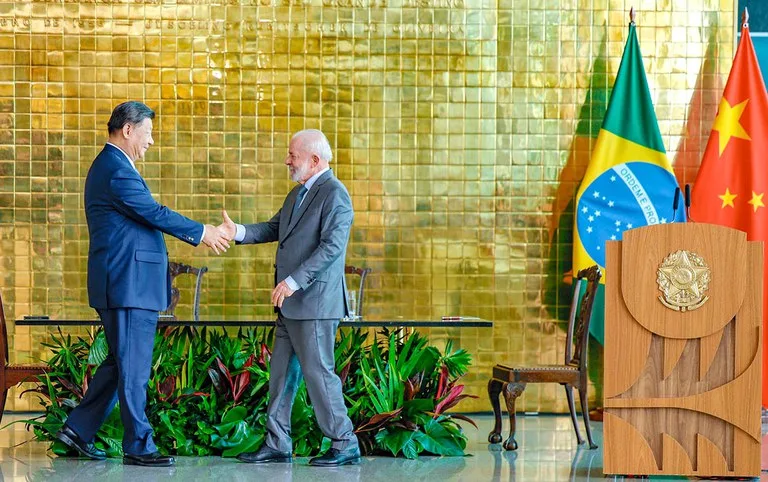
106, 142, 136, 171
302, 167, 330, 193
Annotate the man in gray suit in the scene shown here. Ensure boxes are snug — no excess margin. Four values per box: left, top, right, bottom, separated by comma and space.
219, 129, 360, 467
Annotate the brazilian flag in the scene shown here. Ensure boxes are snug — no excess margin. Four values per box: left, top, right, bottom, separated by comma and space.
573, 20, 685, 344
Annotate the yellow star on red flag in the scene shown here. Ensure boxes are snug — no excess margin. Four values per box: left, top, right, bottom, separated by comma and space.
748, 191, 765, 212
718, 188, 737, 208
712, 98, 751, 155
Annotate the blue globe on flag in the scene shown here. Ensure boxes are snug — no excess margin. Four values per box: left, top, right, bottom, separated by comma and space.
576, 162, 685, 267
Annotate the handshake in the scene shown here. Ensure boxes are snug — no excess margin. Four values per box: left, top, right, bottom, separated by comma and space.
200, 210, 237, 255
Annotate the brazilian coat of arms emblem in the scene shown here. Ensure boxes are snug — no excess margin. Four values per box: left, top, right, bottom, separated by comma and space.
656, 250, 711, 312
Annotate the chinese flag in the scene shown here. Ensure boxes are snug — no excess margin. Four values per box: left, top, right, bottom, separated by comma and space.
690, 20, 768, 406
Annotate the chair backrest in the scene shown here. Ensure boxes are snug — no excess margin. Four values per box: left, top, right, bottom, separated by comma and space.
163, 261, 208, 321
565, 265, 602, 369
344, 265, 372, 319
0, 290, 7, 366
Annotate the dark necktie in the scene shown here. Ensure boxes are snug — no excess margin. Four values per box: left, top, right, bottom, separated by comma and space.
290, 185, 308, 223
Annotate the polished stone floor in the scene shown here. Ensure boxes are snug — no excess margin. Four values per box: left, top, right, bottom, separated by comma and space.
0, 413, 763, 481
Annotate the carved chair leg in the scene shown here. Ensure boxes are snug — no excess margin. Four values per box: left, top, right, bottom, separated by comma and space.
488, 378, 504, 443
577, 386, 598, 449
502, 382, 526, 451
564, 384, 584, 445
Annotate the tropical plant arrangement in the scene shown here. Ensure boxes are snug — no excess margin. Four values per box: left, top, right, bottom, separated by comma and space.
14, 326, 476, 459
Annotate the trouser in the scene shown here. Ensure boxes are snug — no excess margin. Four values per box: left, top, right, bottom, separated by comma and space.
65, 307, 158, 455
265, 315, 358, 452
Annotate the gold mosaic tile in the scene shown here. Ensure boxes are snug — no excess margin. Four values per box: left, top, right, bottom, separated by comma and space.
0, 1, 735, 412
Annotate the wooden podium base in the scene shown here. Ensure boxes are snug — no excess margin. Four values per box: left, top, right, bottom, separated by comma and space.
603, 224, 762, 478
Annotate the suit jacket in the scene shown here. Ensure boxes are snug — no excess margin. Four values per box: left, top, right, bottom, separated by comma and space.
241, 170, 353, 320
85, 144, 204, 312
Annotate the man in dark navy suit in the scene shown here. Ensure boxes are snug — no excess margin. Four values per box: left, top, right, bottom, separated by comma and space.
54, 101, 231, 467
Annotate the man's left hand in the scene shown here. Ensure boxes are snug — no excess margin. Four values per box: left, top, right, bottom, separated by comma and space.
271, 280, 296, 308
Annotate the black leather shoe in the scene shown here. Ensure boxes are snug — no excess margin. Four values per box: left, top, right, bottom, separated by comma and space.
54, 425, 106, 460
123, 452, 175, 467
237, 444, 292, 464
309, 446, 362, 467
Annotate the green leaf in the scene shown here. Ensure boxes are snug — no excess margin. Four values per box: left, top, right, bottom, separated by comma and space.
221, 406, 248, 425
414, 418, 466, 456
99, 436, 124, 458
87, 331, 108, 366
402, 398, 435, 417
375, 427, 422, 459
51, 439, 76, 456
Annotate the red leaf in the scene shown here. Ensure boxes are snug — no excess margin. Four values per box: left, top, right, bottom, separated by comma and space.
354, 408, 403, 433
258, 343, 271, 367
232, 354, 255, 403
338, 361, 351, 385
447, 413, 478, 429
157, 375, 176, 402
57, 377, 83, 400
171, 391, 209, 405
391, 420, 419, 431
435, 365, 449, 400
19, 387, 49, 401
404, 378, 416, 401
439, 394, 478, 413
216, 358, 235, 394
435, 384, 464, 415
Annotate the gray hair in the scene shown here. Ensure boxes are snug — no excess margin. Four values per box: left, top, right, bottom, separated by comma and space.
107, 101, 155, 134
293, 129, 333, 162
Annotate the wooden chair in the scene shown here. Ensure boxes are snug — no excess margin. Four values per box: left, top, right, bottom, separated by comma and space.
488, 265, 602, 451
0, 290, 48, 422
344, 265, 372, 319
162, 261, 208, 321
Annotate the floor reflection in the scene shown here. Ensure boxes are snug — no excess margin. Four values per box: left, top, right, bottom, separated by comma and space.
0, 414, 765, 481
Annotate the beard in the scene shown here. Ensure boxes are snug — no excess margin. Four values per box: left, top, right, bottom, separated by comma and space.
290, 164, 310, 182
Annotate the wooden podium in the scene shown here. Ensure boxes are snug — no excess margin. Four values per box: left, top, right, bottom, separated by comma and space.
603, 223, 762, 478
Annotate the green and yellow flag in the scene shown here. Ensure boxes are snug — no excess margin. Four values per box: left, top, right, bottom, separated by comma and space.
573, 20, 684, 344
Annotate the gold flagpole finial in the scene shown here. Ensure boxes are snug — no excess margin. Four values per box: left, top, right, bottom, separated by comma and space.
743, 7, 749, 27
630, 7, 636, 24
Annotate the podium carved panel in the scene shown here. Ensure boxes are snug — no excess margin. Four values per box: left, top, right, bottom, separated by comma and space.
604, 224, 762, 477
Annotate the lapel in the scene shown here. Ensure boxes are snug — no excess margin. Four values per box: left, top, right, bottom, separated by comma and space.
104, 144, 150, 190
281, 170, 334, 242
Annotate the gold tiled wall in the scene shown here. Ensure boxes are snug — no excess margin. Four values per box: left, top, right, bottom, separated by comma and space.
0, 0, 734, 411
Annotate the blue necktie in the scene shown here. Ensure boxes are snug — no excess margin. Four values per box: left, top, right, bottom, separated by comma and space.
290, 185, 308, 223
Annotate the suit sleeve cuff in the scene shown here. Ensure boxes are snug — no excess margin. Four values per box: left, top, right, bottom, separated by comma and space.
235, 224, 246, 242
284, 276, 300, 291
199, 224, 206, 245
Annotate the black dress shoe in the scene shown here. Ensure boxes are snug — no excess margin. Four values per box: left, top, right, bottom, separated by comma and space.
123, 452, 175, 467
236, 444, 292, 464
54, 425, 107, 460
309, 446, 361, 467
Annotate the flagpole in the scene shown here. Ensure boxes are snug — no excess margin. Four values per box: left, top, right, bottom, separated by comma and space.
629, 6, 635, 25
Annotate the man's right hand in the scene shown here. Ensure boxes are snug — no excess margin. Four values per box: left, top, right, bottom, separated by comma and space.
202, 225, 230, 255
218, 210, 237, 241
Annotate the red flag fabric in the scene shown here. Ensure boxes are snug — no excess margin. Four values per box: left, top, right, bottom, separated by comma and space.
690, 22, 768, 407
